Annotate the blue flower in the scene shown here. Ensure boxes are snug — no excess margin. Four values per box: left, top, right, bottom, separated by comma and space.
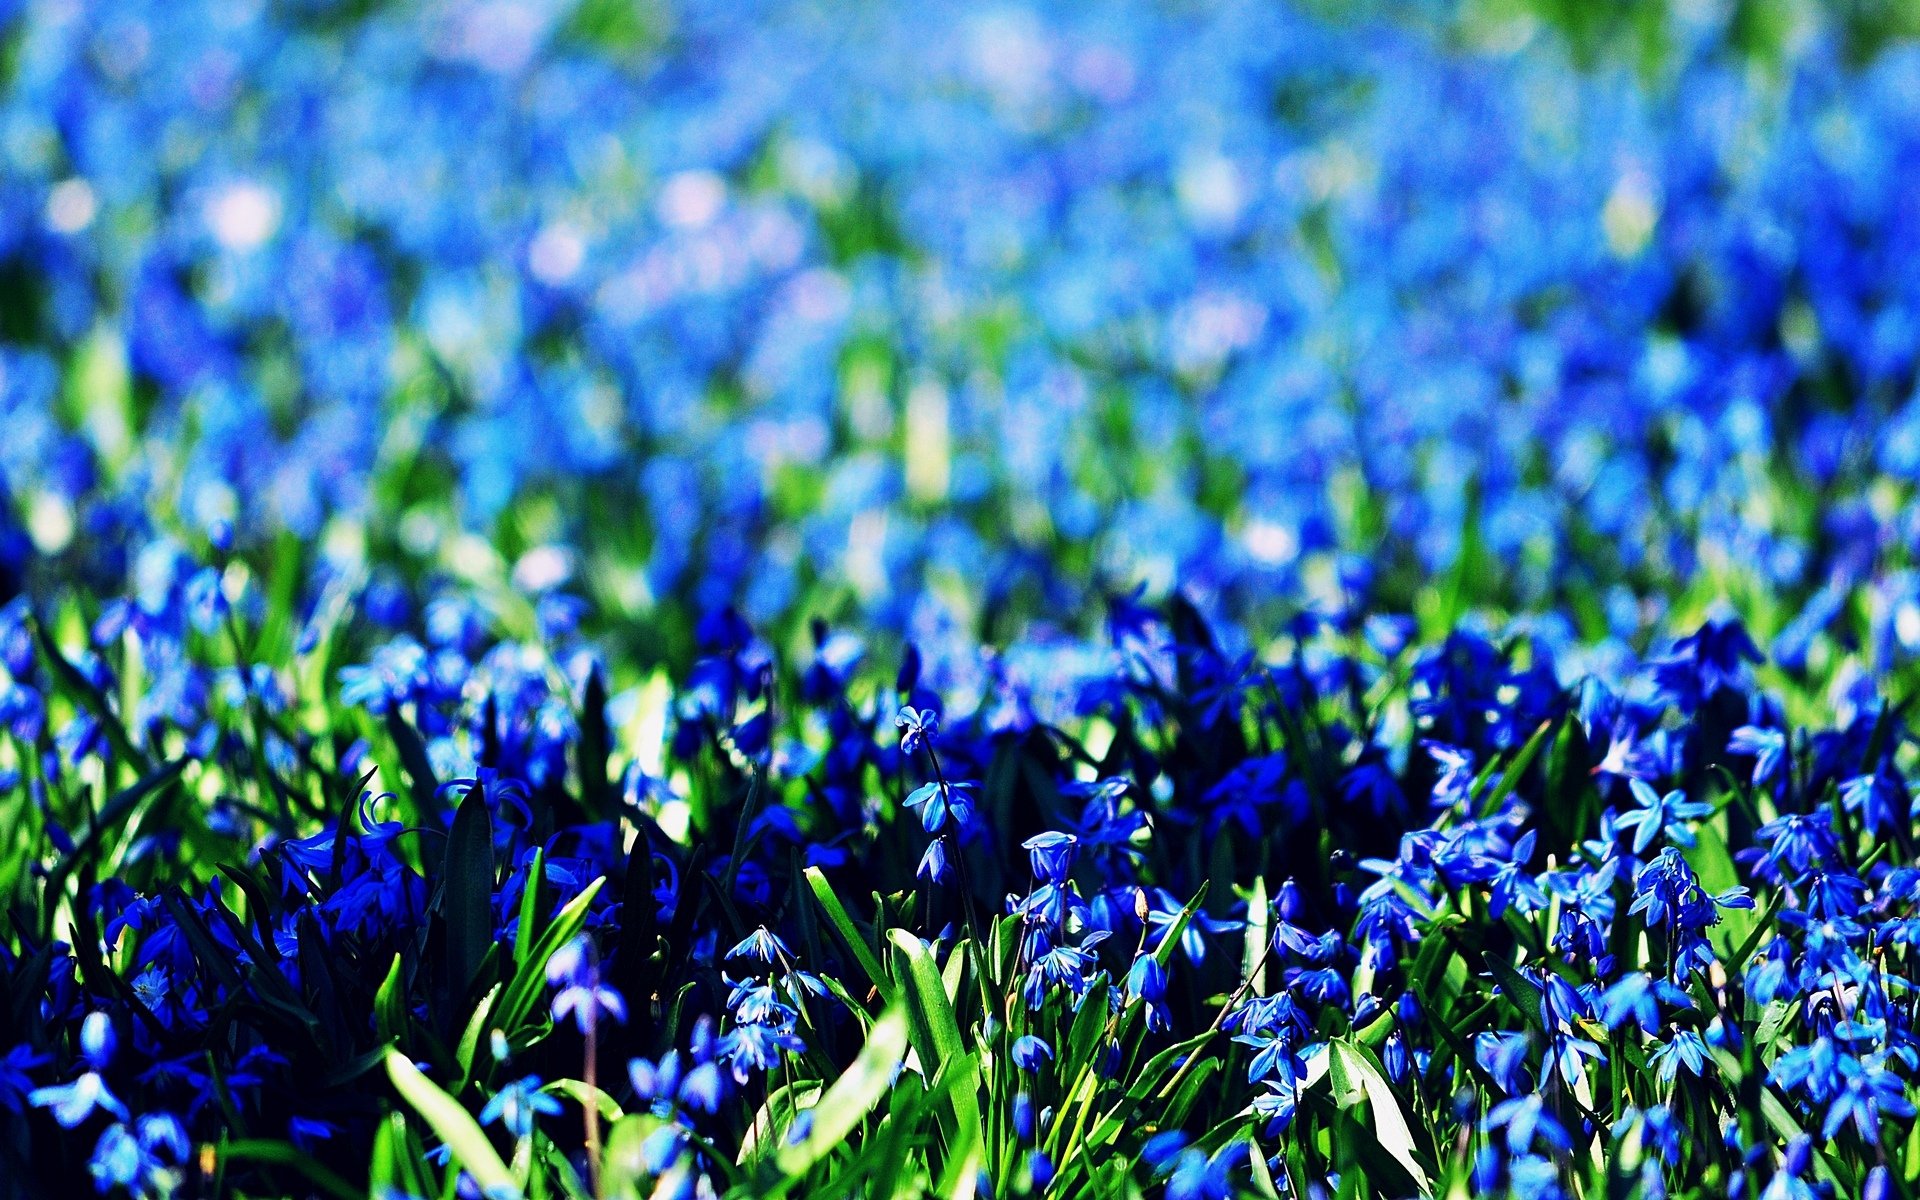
1475, 1032, 1531, 1096
1630, 848, 1748, 932
1653, 616, 1761, 711
552, 982, 628, 1032
1617, 779, 1712, 854
916, 837, 951, 883
1755, 810, 1839, 875
1142, 1131, 1190, 1174
1233, 1029, 1307, 1088
1487, 831, 1547, 917
547, 936, 627, 1031
0, 1044, 49, 1113
1127, 954, 1170, 1031
1010, 1035, 1053, 1072
1727, 725, 1787, 788
1598, 973, 1693, 1035
1482, 1094, 1571, 1156
1649, 1031, 1708, 1083
894, 706, 938, 755
30, 1072, 128, 1128
1252, 1077, 1300, 1136
1543, 1031, 1607, 1089
337, 638, 429, 715
185, 566, 229, 635
1770, 1038, 1842, 1104
88, 1123, 150, 1194
1201, 755, 1304, 836
1022, 832, 1078, 885
1027, 1149, 1055, 1188
1840, 773, 1902, 836
718, 1023, 805, 1084
1339, 761, 1403, 817
903, 780, 976, 834
1144, 889, 1241, 965
630, 1043, 730, 1117
137, 1113, 190, 1162
479, 1076, 562, 1139
289, 1117, 337, 1151
1012, 1091, 1036, 1141
1823, 1056, 1916, 1144
1164, 1144, 1237, 1200
1424, 742, 1478, 810
131, 967, 170, 1014
727, 927, 794, 965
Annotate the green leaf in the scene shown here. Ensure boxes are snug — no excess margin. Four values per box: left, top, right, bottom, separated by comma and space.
544, 1078, 624, 1123
888, 929, 966, 1066
215, 862, 283, 949
818, 973, 878, 1028
1079, 1028, 1216, 1155
515, 848, 547, 970
162, 890, 245, 992
320, 1044, 394, 1089
1125, 1030, 1216, 1106
329, 765, 383, 886
39, 758, 186, 929
443, 782, 496, 1004
931, 1072, 985, 1200
887, 929, 982, 1149
369, 1110, 436, 1200
495, 877, 605, 1038
384, 1048, 518, 1198
1163, 1055, 1221, 1129
577, 667, 615, 818
1248, 1133, 1285, 1200
386, 708, 442, 817
376, 953, 409, 1045
1434, 474, 1484, 633
220, 1139, 361, 1200
1753, 998, 1794, 1049
604, 1113, 674, 1197
941, 936, 968, 1008
777, 1005, 910, 1175
1062, 977, 1112, 1083
32, 615, 153, 774
1327, 1038, 1365, 1107
612, 833, 660, 1013
1481, 951, 1544, 1033
805, 866, 893, 1002
456, 984, 502, 1092
740, 1081, 824, 1164
1477, 718, 1554, 819
1329, 1040, 1430, 1194
1760, 1088, 1850, 1190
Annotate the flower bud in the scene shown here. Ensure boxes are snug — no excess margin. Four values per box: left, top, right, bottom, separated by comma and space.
80, 1012, 115, 1071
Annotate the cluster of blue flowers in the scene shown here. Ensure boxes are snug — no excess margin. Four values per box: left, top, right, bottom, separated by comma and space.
0, 508, 1912, 1197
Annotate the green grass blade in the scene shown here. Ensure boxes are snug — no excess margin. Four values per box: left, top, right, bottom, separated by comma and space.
805, 866, 893, 1002
776, 1005, 909, 1176
384, 1048, 518, 1198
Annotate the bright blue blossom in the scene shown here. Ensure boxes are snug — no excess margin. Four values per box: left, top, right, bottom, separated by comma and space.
1010, 1036, 1054, 1072
903, 781, 977, 834
1617, 780, 1713, 854
479, 1076, 562, 1139
30, 1072, 128, 1128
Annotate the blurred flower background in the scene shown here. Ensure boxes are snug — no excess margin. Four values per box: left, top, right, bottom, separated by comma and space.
15, 4, 1920, 1198
5, 0, 1920, 674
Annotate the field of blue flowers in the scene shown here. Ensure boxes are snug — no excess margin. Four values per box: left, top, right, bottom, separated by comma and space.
8, 0, 1920, 1197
